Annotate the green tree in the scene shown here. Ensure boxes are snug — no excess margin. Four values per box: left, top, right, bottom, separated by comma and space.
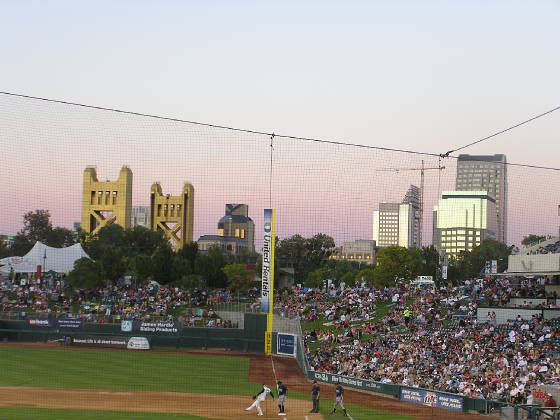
0, 242, 11, 259
304, 233, 336, 273
130, 254, 153, 282
521, 234, 547, 247
177, 241, 199, 273
152, 243, 175, 284
421, 245, 441, 282
124, 226, 167, 257
46, 227, 76, 248
276, 234, 306, 278
276, 233, 335, 284
83, 224, 126, 260
19, 210, 53, 244
305, 268, 326, 289
100, 245, 126, 282
339, 270, 357, 288
67, 258, 104, 289
468, 239, 512, 278
376, 246, 423, 286
222, 263, 253, 290
176, 274, 205, 289
194, 245, 229, 288
10, 234, 32, 256
171, 255, 192, 284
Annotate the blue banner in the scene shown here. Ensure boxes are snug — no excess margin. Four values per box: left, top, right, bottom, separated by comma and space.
277, 333, 296, 356
400, 387, 463, 412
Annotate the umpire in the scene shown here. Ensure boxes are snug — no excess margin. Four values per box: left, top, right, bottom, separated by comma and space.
310, 380, 320, 413
277, 381, 288, 415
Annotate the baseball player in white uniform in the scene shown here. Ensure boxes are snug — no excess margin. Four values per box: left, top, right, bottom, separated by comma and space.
245, 384, 275, 416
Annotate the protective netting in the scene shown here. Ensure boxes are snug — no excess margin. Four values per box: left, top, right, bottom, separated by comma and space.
1, 93, 559, 249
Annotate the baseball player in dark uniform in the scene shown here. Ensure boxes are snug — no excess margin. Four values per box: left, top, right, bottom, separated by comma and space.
331, 382, 347, 416
277, 380, 288, 415
310, 380, 320, 413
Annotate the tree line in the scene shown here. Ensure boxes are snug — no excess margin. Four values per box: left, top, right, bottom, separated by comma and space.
1, 209, 550, 291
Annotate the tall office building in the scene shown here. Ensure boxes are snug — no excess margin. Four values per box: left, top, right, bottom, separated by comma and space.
373, 185, 420, 248
433, 191, 498, 258
456, 154, 507, 243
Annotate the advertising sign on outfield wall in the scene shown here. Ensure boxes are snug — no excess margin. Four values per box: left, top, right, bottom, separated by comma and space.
27, 317, 84, 329
26, 317, 55, 328
400, 387, 463, 411
127, 336, 150, 350
56, 318, 84, 329
71, 335, 150, 350
137, 320, 180, 334
277, 333, 296, 356
71, 335, 129, 349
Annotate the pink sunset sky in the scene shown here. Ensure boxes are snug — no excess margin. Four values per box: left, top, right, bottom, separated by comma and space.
1, 2, 559, 248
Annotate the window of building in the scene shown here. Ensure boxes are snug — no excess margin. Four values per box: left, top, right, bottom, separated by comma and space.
218, 228, 224, 237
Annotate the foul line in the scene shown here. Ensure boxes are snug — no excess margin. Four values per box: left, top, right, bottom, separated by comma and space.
270, 356, 278, 383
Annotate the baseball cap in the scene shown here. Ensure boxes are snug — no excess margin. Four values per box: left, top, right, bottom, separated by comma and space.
277, 381, 282, 385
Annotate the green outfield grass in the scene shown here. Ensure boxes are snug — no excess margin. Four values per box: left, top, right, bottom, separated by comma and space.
0, 346, 418, 420
0, 346, 255, 395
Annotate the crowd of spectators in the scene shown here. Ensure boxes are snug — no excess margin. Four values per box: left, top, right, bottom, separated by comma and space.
528, 240, 560, 255
274, 277, 560, 405
0, 277, 237, 327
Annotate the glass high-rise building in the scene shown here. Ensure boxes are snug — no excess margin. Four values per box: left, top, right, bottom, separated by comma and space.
456, 154, 507, 243
433, 191, 498, 258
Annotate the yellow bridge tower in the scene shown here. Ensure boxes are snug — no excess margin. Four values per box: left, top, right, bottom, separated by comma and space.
81, 166, 133, 236
150, 182, 195, 250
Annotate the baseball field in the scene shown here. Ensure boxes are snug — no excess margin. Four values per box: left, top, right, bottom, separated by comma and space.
0, 344, 493, 420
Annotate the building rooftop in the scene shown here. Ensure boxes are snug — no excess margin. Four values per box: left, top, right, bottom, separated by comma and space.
457, 154, 506, 163
440, 190, 496, 203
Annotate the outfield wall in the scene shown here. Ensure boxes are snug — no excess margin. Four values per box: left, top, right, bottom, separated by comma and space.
0, 313, 268, 353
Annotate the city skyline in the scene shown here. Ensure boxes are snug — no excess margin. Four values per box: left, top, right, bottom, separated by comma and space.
1, 2, 559, 249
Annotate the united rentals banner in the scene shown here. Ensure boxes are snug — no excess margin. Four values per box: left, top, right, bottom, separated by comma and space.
261, 209, 275, 314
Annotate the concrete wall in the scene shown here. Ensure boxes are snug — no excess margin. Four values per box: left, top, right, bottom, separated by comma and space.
507, 298, 548, 307
477, 307, 560, 324
508, 254, 560, 273
477, 307, 542, 325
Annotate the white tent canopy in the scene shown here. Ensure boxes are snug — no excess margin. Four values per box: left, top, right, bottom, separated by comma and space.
0, 241, 90, 274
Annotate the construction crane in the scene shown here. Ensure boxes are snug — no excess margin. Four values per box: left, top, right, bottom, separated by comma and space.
375, 160, 445, 247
